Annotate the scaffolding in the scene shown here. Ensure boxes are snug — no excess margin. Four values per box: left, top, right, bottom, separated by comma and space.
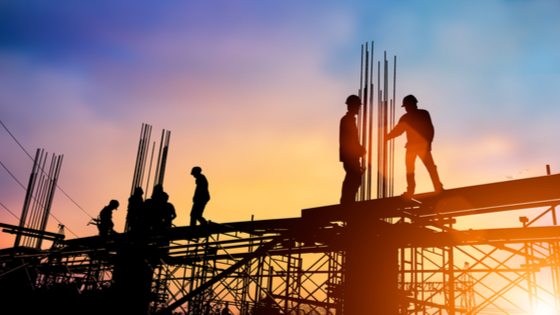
2, 174, 560, 314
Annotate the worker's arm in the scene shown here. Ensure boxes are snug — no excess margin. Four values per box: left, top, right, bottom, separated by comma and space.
386, 122, 404, 141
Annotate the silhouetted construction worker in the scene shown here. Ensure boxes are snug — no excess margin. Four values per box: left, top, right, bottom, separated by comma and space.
190, 166, 209, 226
162, 192, 177, 228
386, 95, 443, 197
126, 187, 144, 233
98, 200, 119, 236
339, 95, 366, 204
145, 184, 167, 231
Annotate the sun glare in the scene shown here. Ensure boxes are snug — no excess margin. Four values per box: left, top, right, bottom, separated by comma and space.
533, 304, 556, 315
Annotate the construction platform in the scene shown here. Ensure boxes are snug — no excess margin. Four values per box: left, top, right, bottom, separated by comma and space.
2, 174, 560, 315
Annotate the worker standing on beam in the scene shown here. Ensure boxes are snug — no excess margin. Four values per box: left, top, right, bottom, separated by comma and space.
98, 200, 119, 237
386, 95, 443, 198
339, 95, 366, 204
190, 166, 209, 226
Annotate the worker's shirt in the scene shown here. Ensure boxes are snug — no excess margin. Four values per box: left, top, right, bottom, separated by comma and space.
99, 207, 113, 224
193, 175, 210, 203
387, 109, 434, 149
339, 113, 364, 162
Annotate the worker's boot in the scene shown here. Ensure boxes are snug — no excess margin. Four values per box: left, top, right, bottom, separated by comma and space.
429, 166, 444, 193
402, 173, 415, 199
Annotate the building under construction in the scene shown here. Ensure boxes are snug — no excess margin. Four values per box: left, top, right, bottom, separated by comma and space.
2, 44, 560, 315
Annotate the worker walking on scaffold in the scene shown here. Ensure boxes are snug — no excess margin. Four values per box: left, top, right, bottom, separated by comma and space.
190, 166, 209, 226
339, 95, 366, 204
386, 95, 444, 198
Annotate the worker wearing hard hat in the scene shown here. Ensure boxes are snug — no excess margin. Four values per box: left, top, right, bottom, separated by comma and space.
339, 94, 367, 204
386, 95, 443, 198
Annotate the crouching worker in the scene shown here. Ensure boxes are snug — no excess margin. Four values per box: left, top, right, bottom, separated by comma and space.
97, 199, 119, 237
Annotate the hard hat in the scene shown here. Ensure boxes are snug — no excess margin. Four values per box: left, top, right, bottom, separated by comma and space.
402, 95, 418, 107
345, 95, 361, 106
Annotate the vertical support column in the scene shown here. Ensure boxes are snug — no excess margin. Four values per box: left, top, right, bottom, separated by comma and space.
520, 216, 536, 313
447, 245, 456, 315
345, 209, 399, 315
285, 248, 292, 315
112, 243, 153, 314
551, 206, 560, 311
445, 219, 456, 315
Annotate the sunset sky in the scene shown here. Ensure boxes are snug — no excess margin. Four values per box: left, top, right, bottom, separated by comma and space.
1, 0, 560, 249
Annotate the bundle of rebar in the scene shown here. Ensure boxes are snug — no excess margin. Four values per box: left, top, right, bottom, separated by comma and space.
14, 149, 63, 248
125, 123, 171, 232
357, 42, 397, 200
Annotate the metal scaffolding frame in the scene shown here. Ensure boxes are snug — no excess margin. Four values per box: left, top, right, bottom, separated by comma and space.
2, 174, 560, 315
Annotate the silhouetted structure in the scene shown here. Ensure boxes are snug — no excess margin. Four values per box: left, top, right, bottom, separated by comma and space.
125, 123, 171, 232
98, 200, 119, 236
13, 148, 63, 248
340, 95, 366, 203
3, 174, 560, 315
355, 43, 398, 200
386, 95, 443, 197
190, 166, 209, 226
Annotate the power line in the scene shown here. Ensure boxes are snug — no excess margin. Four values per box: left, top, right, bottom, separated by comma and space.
0, 120, 33, 160
48, 212, 79, 239
2, 155, 82, 239
0, 160, 26, 190
0, 201, 19, 220
0, 119, 93, 219
0, 120, 95, 240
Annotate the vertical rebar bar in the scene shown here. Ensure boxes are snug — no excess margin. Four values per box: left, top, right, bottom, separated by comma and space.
360, 44, 369, 201
367, 41, 374, 201
17, 149, 41, 247
391, 56, 397, 197
377, 62, 382, 198
37, 154, 63, 249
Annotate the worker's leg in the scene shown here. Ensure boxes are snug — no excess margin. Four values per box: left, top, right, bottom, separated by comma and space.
197, 216, 208, 225
341, 160, 362, 203
191, 203, 202, 226
404, 149, 417, 195
419, 149, 443, 192
191, 202, 208, 226
198, 202, 208, 224
99, 225, 108, 237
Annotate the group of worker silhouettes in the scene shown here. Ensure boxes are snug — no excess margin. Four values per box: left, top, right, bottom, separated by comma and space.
96, 167, 210, 237
340, 94, 443, 202
97, 93, 442, 235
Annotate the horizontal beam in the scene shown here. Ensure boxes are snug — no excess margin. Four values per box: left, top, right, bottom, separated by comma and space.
62, 217, 313, 252
302, 174, 560, 222
0, 222, 65, 241
414, 173, 560, 216
403, 224, 560, 248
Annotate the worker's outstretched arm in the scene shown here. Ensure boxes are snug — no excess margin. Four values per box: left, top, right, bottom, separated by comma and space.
386, 123, 404, 141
